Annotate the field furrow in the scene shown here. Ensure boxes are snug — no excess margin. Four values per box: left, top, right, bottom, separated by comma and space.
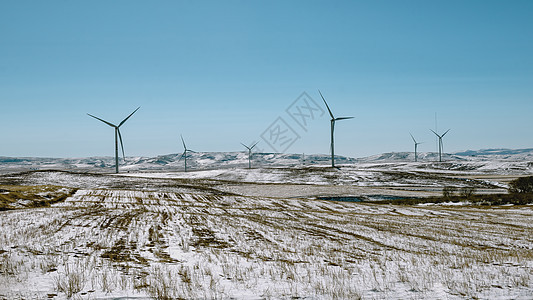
1, 187, 532, 299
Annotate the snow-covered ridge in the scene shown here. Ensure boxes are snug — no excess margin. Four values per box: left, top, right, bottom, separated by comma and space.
1, 148, 532, 174
0, 152, 354, 173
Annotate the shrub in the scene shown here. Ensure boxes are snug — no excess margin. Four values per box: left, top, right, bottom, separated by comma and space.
508, 176, 533, 194
442, 186, 456, 198
459, 187, 476, 198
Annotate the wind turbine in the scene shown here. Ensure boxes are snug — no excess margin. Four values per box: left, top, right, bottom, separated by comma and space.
319, 90, 354, 168
409, 133, 422, 162
241, 141, 258, 169
179, 135, 194, 172
87, 107, 140, 173
430, 129, 450, 162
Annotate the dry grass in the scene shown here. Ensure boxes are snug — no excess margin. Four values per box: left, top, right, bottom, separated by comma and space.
0, 185, 532, 299
0, 185, 76, 210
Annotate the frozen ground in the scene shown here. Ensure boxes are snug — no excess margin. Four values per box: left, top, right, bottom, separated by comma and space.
119, 165, 509, 197
0, 182, 532, 299
0, 156, 532, 299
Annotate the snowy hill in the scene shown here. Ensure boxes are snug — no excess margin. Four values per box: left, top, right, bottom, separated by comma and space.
0, 152, 356, 173
454, 148, 533, 159
1, 148, 532, 174
122, 152, 358, 172
358, 148, 533, 162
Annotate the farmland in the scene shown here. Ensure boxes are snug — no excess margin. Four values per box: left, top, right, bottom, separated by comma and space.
0, 169, 532, 299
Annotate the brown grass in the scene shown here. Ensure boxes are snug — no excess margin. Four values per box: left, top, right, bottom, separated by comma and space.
0, 185, 76, 210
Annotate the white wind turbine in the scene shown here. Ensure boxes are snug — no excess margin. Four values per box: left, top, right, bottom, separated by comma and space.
318, 90, 354, 168
87, 107, 140, 173
430, 129, 450, 162
179, 135, 194, 172
409, 133, 422, 162
241, 142, 258, 169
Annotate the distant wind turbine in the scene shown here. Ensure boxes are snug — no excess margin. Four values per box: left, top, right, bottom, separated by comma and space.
241, 142, 258, 169
87, 107, 140, 173
179, 135, 194, 172
430, 129, 450, 162
409, 133, 422, 162
319, 90, 354, 168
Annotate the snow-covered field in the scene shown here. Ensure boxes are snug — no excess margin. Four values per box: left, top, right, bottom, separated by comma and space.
0, 150, 532, 299
1, 184, 532, 299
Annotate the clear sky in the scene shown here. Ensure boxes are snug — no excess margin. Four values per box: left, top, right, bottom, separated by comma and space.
1, 0, 532, 158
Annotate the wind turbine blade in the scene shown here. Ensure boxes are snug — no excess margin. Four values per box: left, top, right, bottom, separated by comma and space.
118, 107, 140, 127
410, 133, 417, 143
117, 128, 126, 161
250, 141, 259, 149
429, 129, 440, 137
335, 117, 354, 121
87, 113, 117, 128
178, 152, 186, 162
442, 129, 451, 137
180, 135, 187, 150
318, 90, 335, 119
241, 143, 251, 150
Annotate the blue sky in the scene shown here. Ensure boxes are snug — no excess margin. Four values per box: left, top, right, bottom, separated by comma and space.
1, 0, 532, 158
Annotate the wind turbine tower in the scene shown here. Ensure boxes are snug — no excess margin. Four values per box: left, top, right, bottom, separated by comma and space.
430, 129, 450, 162
241, 142, 258, 169
87, 107, 140, 173
319, 90, 354, 168
409, 133, 422, 162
